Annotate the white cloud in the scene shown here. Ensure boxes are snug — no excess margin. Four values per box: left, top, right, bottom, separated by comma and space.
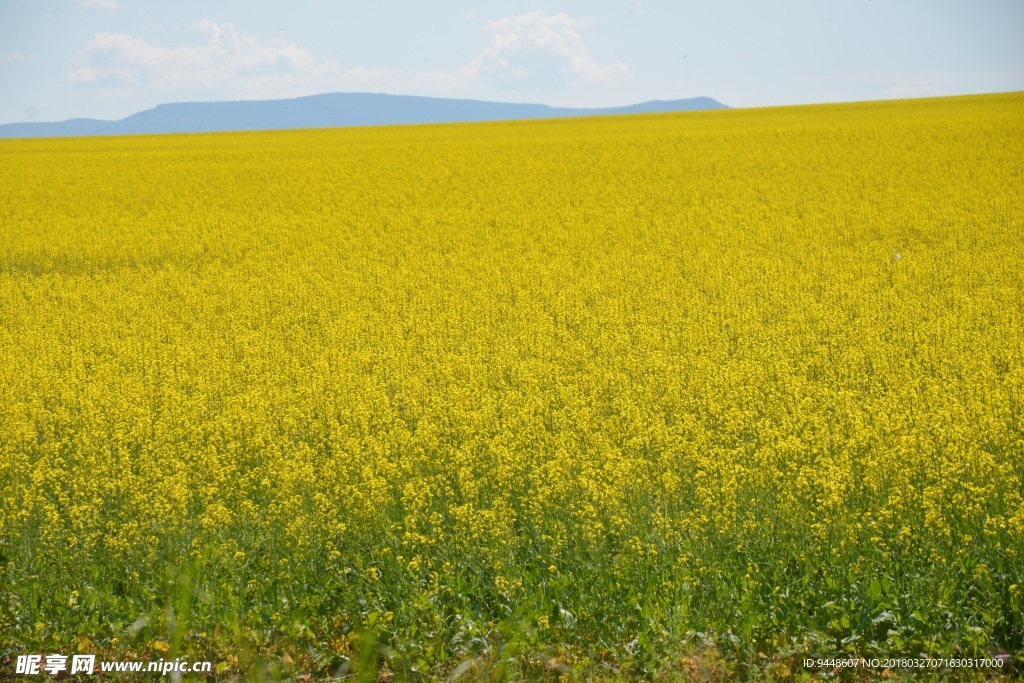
886, 84, 944, 99
65, 21, 389, 98
83, 0, 120, 11
0, 42, 36, 68
421, 10, 629, 88
61, 13, 630, 107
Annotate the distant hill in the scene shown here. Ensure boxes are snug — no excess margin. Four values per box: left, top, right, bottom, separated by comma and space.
0, 93, 728, 139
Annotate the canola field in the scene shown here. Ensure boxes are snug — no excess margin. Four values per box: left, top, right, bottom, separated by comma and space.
1, 93, 1022, 679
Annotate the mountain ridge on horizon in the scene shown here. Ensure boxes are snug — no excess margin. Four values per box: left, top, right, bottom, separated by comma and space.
0, 92, 729, 139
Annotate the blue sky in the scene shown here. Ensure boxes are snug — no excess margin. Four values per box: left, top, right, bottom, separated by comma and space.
0, 0, 1022, 124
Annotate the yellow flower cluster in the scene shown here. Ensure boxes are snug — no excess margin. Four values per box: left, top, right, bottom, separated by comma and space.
0, 92, 1021, 667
